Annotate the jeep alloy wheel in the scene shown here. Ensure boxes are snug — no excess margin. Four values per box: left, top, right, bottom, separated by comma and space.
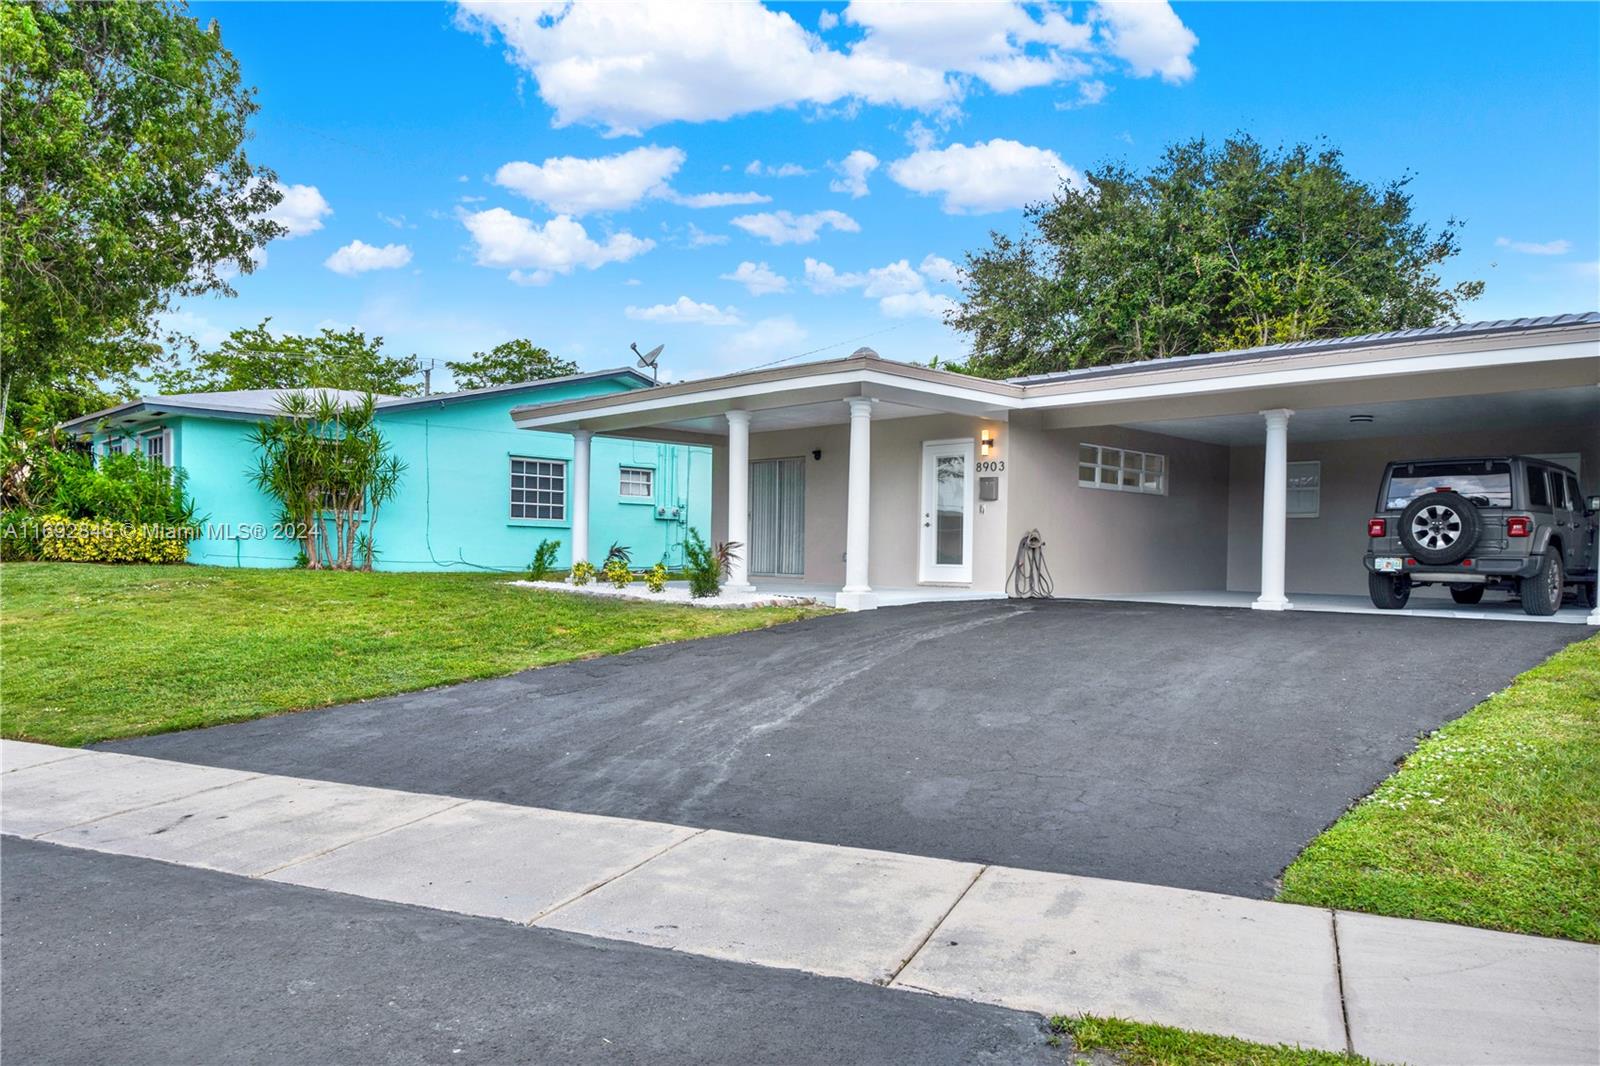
1409, 503, 1463, 551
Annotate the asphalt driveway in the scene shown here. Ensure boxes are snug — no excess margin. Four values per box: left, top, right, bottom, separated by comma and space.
108, 600, 1586, 898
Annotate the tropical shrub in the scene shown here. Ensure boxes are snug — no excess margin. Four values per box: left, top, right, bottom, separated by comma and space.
1, 507, 42, 560
1, 432, 199, 562
604, 541, 632, 567
250, 391, 404, 571
602, 558, 632, 588
529, 538, 560, 581
683, 528, 740, 598
36, 514, 192, 563
570, 560, 596, 586
645, 562, 668, 593
52, 451, 199, 527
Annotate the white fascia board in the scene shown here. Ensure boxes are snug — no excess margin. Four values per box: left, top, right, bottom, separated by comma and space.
1015, 339, 1598, 411
513, 367, 1019, 430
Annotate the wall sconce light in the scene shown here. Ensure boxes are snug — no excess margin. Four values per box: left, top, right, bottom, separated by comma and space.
980, 432, 997, 456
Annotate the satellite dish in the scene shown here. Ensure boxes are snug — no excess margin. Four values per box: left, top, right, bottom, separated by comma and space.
630, 341, 664, 382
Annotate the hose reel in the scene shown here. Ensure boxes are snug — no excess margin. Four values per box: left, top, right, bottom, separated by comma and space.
1008, 528, 1054, 599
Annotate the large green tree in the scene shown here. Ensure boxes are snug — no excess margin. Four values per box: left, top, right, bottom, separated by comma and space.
948, 136, 1485, 379
445, 339, 578, 390
154, 320, 421, 395
1, 1, 283, 430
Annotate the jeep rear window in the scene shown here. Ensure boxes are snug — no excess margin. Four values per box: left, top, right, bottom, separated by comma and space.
1384, 461, 1513, 509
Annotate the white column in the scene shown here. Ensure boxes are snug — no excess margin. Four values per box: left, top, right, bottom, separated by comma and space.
836, 398, 878, 611
723, 410, 753, 592
1252, 408, 1294, 611
570, 429, 591, 571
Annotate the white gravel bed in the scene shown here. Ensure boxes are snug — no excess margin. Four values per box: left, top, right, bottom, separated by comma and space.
507, 579, 821, 609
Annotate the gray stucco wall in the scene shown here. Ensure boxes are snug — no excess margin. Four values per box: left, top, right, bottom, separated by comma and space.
1226, 424, 1600, 595
743, 413, 1008, 591
1005, 416, 1233, 597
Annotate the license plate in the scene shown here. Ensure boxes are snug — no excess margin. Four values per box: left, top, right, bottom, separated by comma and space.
1374, 556, 1403, 573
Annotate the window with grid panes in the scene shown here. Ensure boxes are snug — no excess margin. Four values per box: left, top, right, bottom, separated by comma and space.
1077, 443, 1166, 495
619, 466, 653, 499
510, 457, 566, 520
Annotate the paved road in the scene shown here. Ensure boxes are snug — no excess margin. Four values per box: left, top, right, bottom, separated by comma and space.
109, 600, 1585, 897
0, 838, 1060, 1066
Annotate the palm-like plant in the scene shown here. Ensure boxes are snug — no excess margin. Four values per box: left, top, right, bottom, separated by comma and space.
249, 391, 405, 570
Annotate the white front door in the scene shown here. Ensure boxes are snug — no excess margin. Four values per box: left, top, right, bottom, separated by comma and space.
919, 439, 974, 583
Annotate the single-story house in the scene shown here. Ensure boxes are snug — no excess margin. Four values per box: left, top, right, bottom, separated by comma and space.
61, 370, 712, 572
510, 313, 1600, 624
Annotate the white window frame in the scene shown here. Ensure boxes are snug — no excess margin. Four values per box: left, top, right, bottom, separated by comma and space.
102, 437, 127, 458
1077, 442, 1167, 495
141, 428, 173, 468
1286, 460, 1321, 519
618, 465, 654, 501
509, 455, 567, 522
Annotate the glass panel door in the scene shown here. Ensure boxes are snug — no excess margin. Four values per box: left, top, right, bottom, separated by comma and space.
935, 454, 965, 565
748, 457, 804, 576
920, 440, 974, 583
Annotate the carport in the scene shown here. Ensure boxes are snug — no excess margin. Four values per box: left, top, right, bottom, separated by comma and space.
1013, 317, 1600, 624
511, 314, 1600, 624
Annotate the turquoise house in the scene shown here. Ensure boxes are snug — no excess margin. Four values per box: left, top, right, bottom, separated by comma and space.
61, 369, 712, 571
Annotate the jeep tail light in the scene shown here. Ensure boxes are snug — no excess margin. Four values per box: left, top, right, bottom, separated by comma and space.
1506, 515, 1532, 538
1367, 518, 1387, 538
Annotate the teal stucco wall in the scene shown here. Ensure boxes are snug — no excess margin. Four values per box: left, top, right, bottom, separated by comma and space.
90, 379, 712, 572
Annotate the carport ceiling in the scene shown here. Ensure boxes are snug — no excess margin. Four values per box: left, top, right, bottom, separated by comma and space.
1124, 386, 1599, 445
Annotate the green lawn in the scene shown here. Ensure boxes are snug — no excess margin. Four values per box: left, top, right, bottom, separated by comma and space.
1279, 634, 1600, 943
0, 563, 827, 746
1049, 1016, 1373, 1066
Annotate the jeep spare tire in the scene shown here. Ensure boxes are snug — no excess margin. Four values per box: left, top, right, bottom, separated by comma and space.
1399, 491, 1481, 565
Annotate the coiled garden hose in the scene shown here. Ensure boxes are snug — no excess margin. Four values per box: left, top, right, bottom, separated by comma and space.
1008, 529, 1054, 599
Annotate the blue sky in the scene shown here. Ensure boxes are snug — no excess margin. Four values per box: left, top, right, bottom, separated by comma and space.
178, 1, 1600, 388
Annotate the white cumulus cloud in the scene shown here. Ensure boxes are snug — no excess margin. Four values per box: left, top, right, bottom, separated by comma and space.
1496, 236, 1572, 256
662, 189, 773, 208
625, 296, 742, 326
455, 1, 1198, 135
324, 240, 413, 276
721, 315, 808, 364
267, 182, 332, 237
721, 260, 790, 295
461, 207, 654, 285
494, 145, 770, 213
746, 160, 812, 177
803, 257, 862, 294
917, 253, 964, 287
731, 209, 860, 245
829, 150, 880, 198
1056, 79, 1110, 109
494, 145, 684, 214
1095, 1, 1198, 83
803, 254, 960, 320
888, 138, 1078, 214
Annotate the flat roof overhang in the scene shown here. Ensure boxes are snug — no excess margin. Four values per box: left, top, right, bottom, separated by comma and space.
1024, 332, 1600, 428
510, 353, 1022, 444
509, 324, 1600, 444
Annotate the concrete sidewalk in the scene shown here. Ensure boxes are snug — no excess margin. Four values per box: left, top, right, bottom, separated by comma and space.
3, 740, 1596, 1066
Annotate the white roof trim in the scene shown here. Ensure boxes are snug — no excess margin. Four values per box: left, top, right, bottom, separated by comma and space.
1014, 338, 1599, 410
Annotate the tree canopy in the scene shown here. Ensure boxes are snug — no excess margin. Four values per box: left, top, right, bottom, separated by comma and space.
947, 136, 1485, 379
153, 320, 421, 395
1, 0, 282, 430
445, 340, 578, 391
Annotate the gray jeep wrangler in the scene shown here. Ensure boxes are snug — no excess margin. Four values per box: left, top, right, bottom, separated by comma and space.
1364, 456, 1599, 615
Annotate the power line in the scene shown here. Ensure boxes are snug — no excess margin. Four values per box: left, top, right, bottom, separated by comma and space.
744, 323, 910, 372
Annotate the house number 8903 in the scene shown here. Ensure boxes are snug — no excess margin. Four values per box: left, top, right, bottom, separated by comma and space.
976, 460, 1006, 472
